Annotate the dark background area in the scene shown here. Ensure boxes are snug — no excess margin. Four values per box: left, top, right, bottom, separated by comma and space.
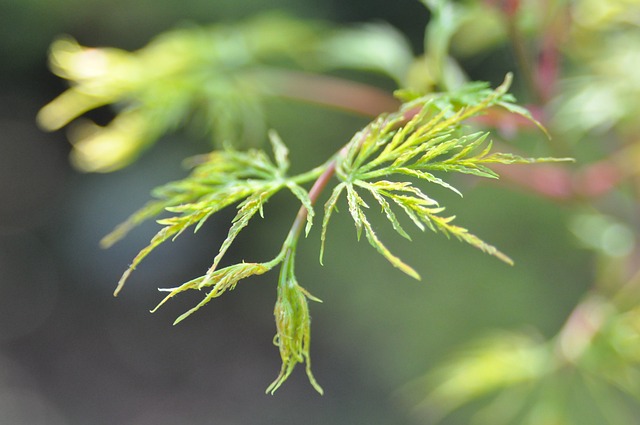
0, 1, 590, 424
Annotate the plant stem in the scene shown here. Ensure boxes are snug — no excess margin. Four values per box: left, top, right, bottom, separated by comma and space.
286, 160, 338, 247
282, 101, 423, 249
256, 68, 400, 117
555, 293, 607, 364
505, 14, 542, 104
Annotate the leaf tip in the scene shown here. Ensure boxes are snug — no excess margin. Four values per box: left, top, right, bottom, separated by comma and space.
113, 268, 133, 297
173, 314, 188, 326
100, 235, 115, 249
408, 268, 422, 281
500, 253, 515, 266
498, 72, 513, 95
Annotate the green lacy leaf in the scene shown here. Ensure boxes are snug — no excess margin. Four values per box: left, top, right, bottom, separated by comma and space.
108, 133, 314, 296
153, 261, 274, 325
324, 75, 569, 277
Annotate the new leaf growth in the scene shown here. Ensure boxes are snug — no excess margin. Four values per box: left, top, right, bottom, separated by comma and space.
40, 12, 570, 394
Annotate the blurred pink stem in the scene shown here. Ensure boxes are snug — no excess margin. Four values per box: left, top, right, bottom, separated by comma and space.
257, 68, 400, 117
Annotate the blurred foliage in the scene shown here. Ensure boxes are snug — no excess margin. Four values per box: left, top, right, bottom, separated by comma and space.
407, 296, 640, 424
398, 0, 640, 424
33, 0, 640, 421
37, 13, 412, 172
552, 0, 640, 147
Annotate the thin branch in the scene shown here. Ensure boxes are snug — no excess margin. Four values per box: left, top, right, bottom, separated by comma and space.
256, 68, 400, 117
286, 159, 338, 245
501, 1, 543, 105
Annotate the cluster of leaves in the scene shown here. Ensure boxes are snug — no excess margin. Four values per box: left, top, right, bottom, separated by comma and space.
103, 130, 319, 296
40, 1, 569, 396
101, 129, 325, 393
324, 74, 557, 278
90, 73, 558, 393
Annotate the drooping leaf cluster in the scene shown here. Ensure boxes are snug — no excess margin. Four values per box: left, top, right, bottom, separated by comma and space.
98, 129, 326, 393
267, 248, 324, 395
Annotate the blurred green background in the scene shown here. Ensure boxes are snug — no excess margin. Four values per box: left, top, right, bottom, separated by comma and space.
0, 0, 606, 424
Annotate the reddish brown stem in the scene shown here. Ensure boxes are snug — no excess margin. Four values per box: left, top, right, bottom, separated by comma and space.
257, 68, 400, 117
556, 294, 607, 364
288, 160, 338, 240
505, 15, 541, 105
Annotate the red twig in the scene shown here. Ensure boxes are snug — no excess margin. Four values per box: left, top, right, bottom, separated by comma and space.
258, 68, 400, 117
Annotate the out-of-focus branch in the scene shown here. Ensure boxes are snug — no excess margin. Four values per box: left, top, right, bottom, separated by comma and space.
555, 294, 608, 364
257, 68, 400, 117
489, 143, 639, 202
